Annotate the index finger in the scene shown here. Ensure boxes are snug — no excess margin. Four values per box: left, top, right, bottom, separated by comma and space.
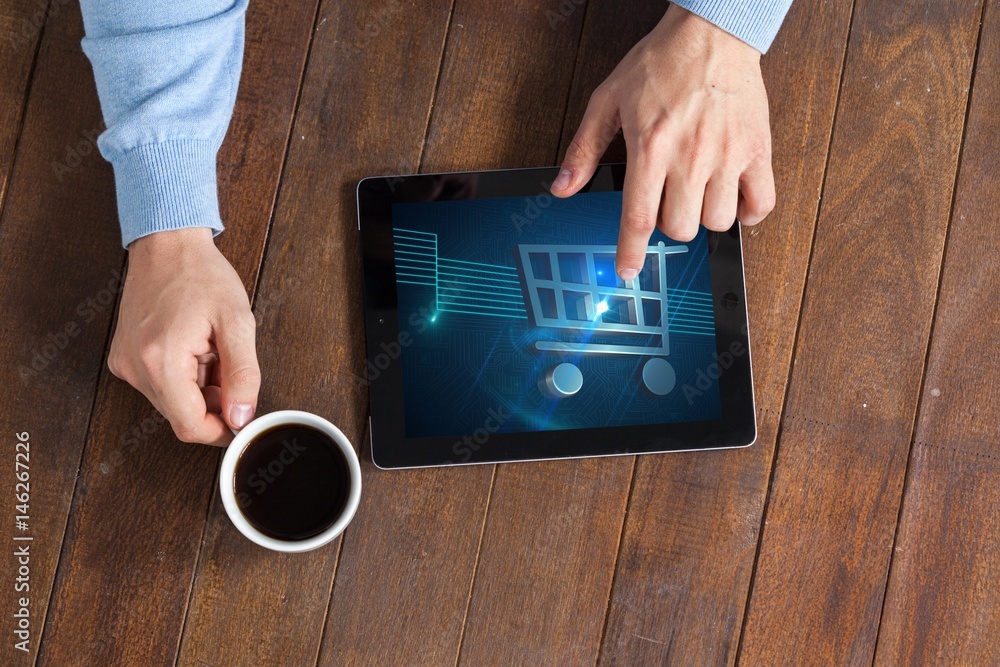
617, 148, 667, 280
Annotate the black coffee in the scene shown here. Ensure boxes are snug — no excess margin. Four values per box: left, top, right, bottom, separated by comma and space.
234, 425, 350, 541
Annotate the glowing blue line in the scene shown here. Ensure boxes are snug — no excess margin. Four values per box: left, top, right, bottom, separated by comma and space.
668, 324, 715, 332
396, 272, 435, 281
666, 297, 713, 305
437, 279, 523, 293
396, 279, 436, 287
667, 292, 714, 305
667, 313, 715, 329
393, 228, 437, 238
666, 320, 715, 330
438, 306, 528, 319
667, 297, 715, 312
441, 287, 524, 298
439, 301, 525, 313
439, 258, 519, 273
438, 304, 524, 313
393, 236, 436, 246
437, 275, 521, 289
668, 302, 714, 312
667, 308, 715, 322
438, 273, 521, 286
668, 301, 713, 310
437, 276, 522, 290
438, 299, 525, 312
437, 270, 520, 282
393, 242, 436, 252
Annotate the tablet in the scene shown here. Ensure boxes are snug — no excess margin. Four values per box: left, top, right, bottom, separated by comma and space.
357, 165, 755, 468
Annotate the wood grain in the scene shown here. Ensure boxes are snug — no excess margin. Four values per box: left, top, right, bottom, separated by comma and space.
0, 0, 48, 211
738, 0, 987, 663
589, 0, 855, 663
0, 5, 122, 664
319, 1, 595, 664
3, 0, 998, 661
450, 1, 662, 664
36, 0, 319, 664
178, 2, 457, 666
407, 1, 631, 664
874, 1, 1000, 662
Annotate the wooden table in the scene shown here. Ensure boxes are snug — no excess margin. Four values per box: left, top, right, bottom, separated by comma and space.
1, 0, 997, 664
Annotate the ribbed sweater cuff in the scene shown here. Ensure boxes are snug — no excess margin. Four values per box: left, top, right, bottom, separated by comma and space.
671, 0, 793, 53
112, 140, 224, 247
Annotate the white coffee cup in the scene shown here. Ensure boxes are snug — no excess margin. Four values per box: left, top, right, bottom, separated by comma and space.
219, 410, 362, 552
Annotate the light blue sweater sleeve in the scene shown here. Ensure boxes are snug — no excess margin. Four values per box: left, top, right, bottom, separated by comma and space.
672, 0, 793, 53
80, 0, 787, 248
79, 0, 247, 247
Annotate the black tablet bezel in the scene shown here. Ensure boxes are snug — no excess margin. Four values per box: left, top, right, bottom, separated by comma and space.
357, 165, 755, 468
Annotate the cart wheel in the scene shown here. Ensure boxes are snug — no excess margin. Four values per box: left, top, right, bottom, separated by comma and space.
543, 362, 583, 398
642, 358, 675, 396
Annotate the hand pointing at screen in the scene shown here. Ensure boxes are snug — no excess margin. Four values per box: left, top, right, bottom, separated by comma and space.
80, 0, 789, 444
552, 5, 777, 280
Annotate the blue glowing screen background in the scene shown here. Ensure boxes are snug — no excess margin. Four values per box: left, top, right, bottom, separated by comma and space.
391, 190, 722, 438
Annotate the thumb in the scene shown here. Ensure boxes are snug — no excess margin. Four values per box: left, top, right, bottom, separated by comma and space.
215, 310, 261, 430
552, 86, 619, 198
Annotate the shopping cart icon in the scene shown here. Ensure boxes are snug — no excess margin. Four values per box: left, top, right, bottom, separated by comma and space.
515, 241, 690, 397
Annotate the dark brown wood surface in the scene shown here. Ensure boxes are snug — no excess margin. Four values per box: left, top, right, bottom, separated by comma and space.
596, 0, 853, 662
422, 2, 628, 665
874, 1, 1000, 663
0, 0, 997, 664
0, 4, 122, 665
182, 2, 461, 666
35, 0, 320, 664
0, 0, 48, 205
739, 0, 988, 664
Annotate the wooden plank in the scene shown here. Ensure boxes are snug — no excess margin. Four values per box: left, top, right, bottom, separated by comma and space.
35, 0, 319, 664
0, 0, 48, 210
738, 0, 986, 663
176, 3, 457, 666
453, 2, 652, 664
874, 2, 1000, 662
589, 0, 854, 663
0, 4, 122, 665
316, 1, 590, 664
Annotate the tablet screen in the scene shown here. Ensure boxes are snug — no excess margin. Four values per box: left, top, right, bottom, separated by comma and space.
389, 190, 722, 439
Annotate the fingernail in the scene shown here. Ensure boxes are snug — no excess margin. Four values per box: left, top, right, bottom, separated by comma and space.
230, 403, 254, 429
619, 267, 638, 281
551, 168, 572, 191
